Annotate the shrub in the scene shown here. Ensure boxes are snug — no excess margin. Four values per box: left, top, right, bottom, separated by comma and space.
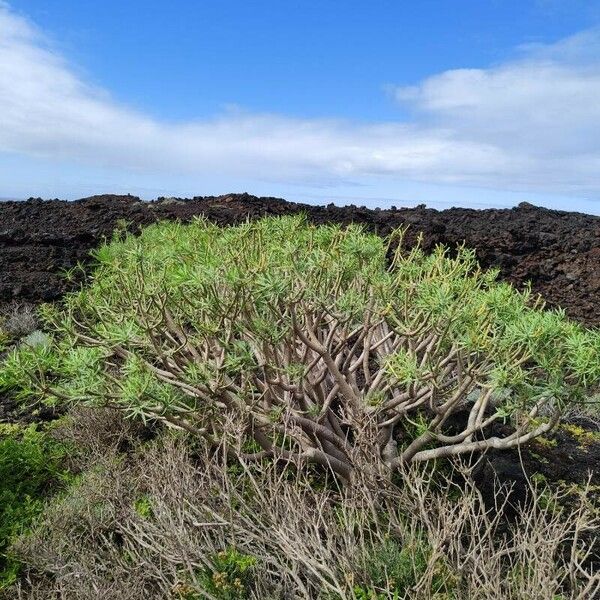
184, 547, 257, 600
7, 436, 599, 599
2, 215, 599, 481
359, 535, 446, 596
0, 423, 70, 587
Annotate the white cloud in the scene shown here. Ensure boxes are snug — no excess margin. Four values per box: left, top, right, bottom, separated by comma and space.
0, 3, 599, 199
392, 28, 600, 194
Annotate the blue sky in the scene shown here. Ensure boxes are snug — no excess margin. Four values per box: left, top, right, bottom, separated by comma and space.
1, 1, 600, 212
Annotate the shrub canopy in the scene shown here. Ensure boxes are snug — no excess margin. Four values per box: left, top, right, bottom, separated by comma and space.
2, 215, 599, 477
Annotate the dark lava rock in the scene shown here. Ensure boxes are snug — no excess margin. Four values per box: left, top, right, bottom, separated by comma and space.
473, 424, 600, 516
1, 193, 599, 327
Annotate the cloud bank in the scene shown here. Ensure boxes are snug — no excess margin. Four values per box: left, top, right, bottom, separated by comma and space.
0, 3, 599, 198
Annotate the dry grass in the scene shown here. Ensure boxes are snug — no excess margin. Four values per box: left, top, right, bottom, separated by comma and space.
5, 410, 598, 600
51, 405, 150, 470
1, 304, 37, 339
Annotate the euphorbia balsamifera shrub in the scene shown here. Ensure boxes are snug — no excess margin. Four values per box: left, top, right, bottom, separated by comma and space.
2, 215, 599, 480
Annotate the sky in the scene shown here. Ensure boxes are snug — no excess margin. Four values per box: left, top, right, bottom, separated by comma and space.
1, 1, 600, 213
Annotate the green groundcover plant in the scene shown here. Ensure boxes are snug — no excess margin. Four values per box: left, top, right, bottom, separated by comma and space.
2, 215, 599, 481
0, 423, 70, 587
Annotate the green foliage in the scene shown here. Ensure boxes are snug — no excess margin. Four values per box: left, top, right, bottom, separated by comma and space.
176, 547, 257, 599
356, 536, 456, 598
389, 243, 600, 407
384, 347, 423, 386
352, 586, 395, 600
364, 536, 428, 592
0, 340, 59, 402
561, 422, 600, 446
0, 423, 71, 587
133, 495, 153, 520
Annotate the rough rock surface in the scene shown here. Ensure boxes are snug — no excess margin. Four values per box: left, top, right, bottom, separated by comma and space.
1, 193, 599, 327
